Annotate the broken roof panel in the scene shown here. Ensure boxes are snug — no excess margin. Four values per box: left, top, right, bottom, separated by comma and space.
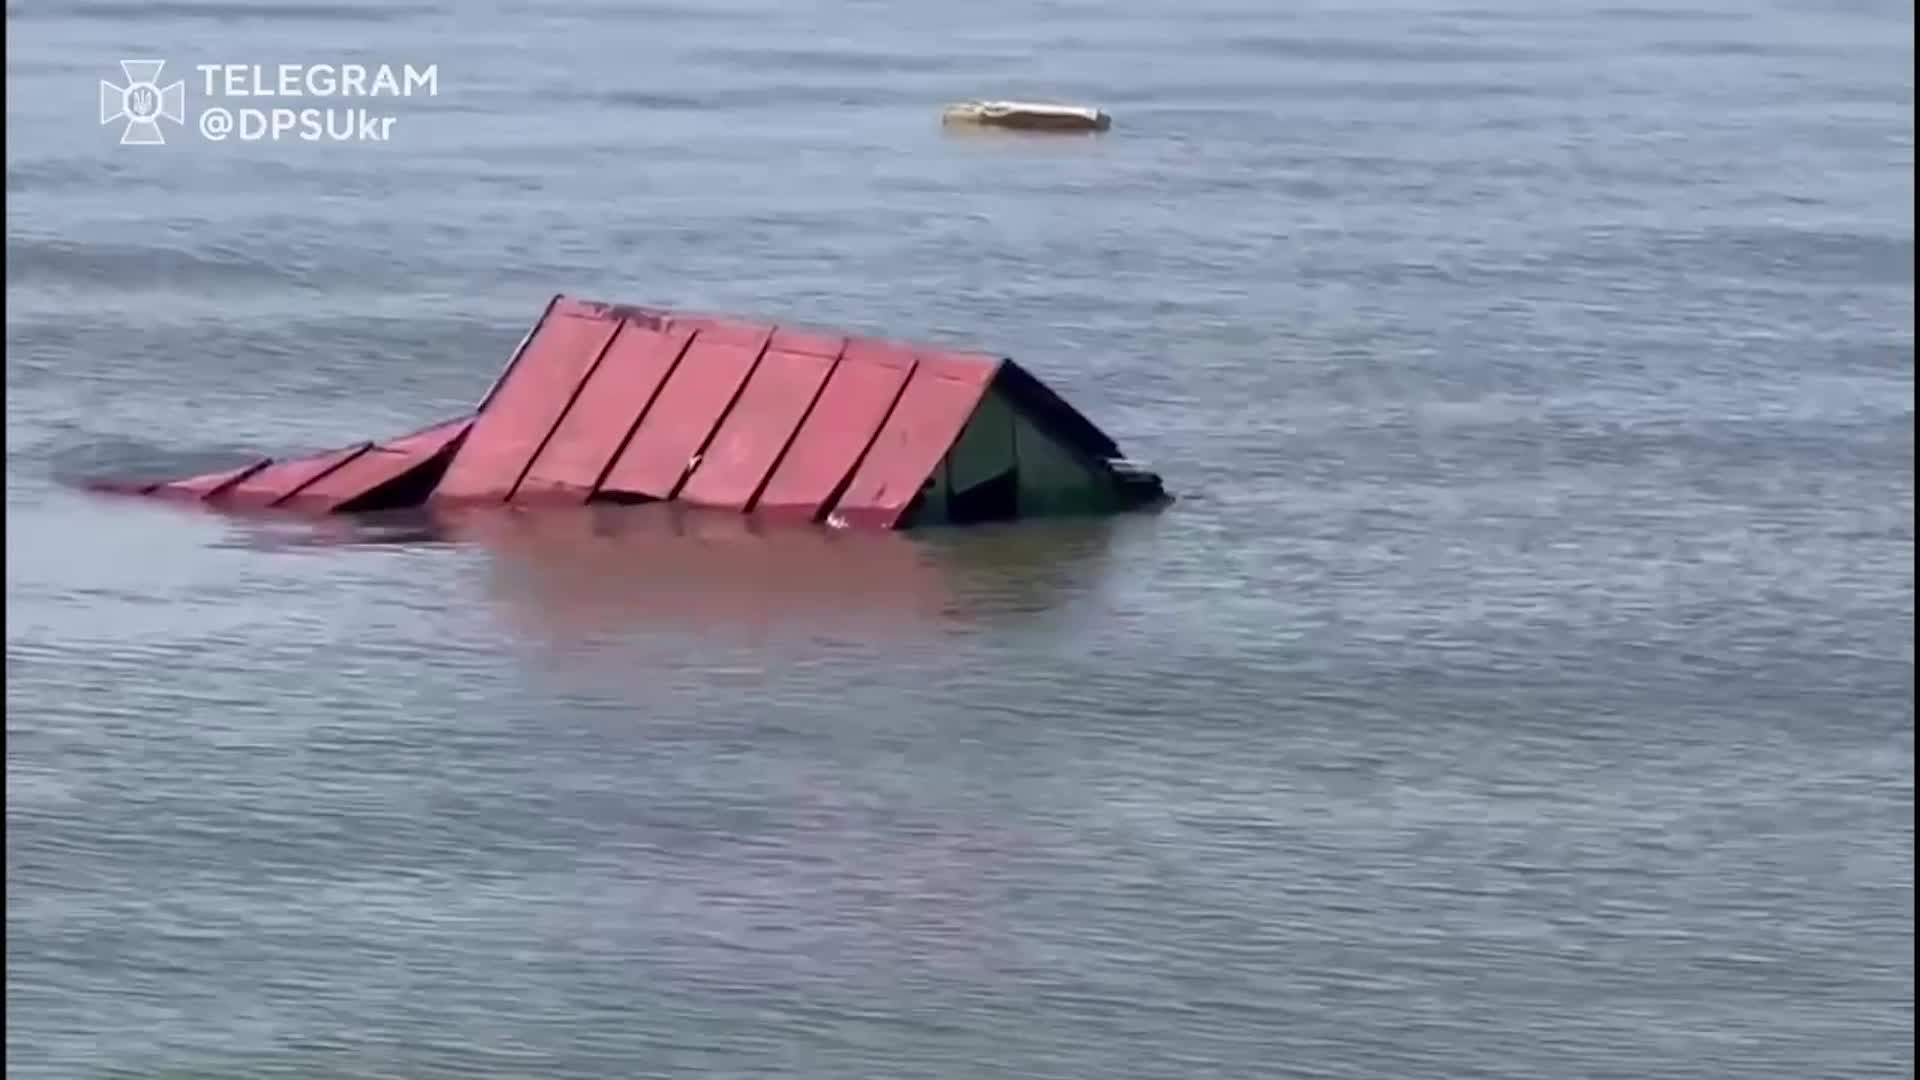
280, 416, 471, 513
432, 311, 618, 503
217, 442, 373, 510
152, 457, 272, 502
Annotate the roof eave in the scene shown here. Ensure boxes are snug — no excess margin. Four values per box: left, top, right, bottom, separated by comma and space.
989, 359, 1124, 462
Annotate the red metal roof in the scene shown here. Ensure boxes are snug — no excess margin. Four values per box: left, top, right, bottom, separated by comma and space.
87, 293, 1157, 529
830, 353, 999, 529
594, 319, 772, 502
283, 417, 471, 514
150, 458, 271, 501
217, 442, 373, 510
677, 339, 840, 512
754, 337, 917, 522
431, 311, 618, 503
120, 415, 472, 517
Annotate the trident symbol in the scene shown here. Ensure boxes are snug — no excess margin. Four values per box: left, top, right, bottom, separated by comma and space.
100, 60, 185, 145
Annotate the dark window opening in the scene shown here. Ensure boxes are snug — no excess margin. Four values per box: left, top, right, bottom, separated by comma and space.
947, 467, 1019, 524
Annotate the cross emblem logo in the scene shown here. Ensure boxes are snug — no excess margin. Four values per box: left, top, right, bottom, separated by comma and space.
100, 59, 186, 145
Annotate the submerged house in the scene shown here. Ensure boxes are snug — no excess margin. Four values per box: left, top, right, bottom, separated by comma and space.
102, 295, 1169, 530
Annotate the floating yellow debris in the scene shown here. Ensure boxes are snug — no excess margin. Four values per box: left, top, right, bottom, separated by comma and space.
940, 100, 1112, 133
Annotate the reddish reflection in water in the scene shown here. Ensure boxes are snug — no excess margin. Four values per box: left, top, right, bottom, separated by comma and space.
213, 500, 1131, 642
449, 504, 947, 636
429, 502, 1123, 640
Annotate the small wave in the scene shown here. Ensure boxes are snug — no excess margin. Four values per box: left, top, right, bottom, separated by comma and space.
23, 0, 440, 21
4, 234, 313, 292
212, 508, 452, 552
47, 437, 264, 493
6, 160, 110, 194
687, 45, 1004, 76
1641, 38, 1831, 59
1225, 34, 1555, 64
520, 0, 761, 22
1592, 5, 1746, 22
590, 85, 904, 111
1253, 77, 1537, 104
1566, 225, 1915, 290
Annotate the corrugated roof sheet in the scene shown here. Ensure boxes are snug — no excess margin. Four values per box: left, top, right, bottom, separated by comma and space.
90, 294, 1159, 529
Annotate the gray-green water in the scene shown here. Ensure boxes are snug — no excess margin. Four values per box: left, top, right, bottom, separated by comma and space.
5, 1, 1913, 1076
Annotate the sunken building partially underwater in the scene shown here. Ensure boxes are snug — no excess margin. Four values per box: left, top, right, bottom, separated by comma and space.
92, 296, 1171, 529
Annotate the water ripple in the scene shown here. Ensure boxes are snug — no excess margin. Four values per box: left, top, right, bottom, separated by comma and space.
4, 0, 1912, 1077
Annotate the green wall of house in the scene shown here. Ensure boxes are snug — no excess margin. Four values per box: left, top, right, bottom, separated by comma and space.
910, 387, 1119, 524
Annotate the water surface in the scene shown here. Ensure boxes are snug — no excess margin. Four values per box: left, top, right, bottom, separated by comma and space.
6, 0, 1914, 1076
